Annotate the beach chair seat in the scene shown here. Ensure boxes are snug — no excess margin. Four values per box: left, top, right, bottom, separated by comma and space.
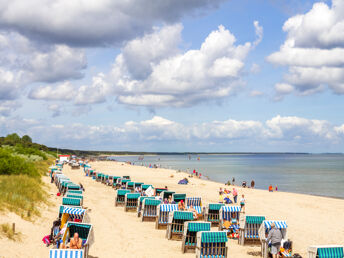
167, 211, 194, 240
62, 197, 81, 207
205, 203, 224, 226
49, 249, 84, 258
115, 189, 131, 206
308, 245, 344, 258
126, 181, 135, 191
239, 215, 265, 245
196, 231, 228, 258
156, 204, 178, 229
141, 198, 161, 222
124, 193, 141, 212
182, 222, 211, 253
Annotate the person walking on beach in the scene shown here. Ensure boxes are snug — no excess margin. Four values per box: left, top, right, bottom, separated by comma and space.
240, 194, 245, 213
232, 177, 235, 185
266, 222, 283, 258
232, 188, 238, 203
251, 180, 255, 188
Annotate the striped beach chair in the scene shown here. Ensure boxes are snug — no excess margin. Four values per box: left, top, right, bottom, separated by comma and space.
120, 179, 131, 189
166, 211, 194, 240
96, 173, 102, 182
66, 183, 81, 193
67, 190, 83, 195
58, 205, 82, 219
182, 222, 211, 253
238, 215, 265, 245
62, 197, 81, 207
308, 245, 344, 258
156, 204, 178, 229
137, 196, 155, 217
172, 193, 186, 203
124, 193, 141, 212
115, 189, 130, 206
126, 181, 135, 191
66, 194, 83, 206
112, 176, 121, 188
258, 220, 289, 258
60, 207, 89, 228
186, 197, 203, 219
160, 191, 175, 201
218, 205, 241, 238
196, 231, 228, 258
49, 249, 84, 258
141, 198, 161, 222
205, 203, 225, 226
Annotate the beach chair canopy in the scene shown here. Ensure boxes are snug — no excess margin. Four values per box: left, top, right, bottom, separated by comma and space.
67, 190, 83, 195
139, 196, 154, 203
126, 193, 140, 199
186, 197, 202, 206
246, 216, 265, 224
201, 231, 228, 243
121, 179, 131, 184
160, 204, 178, 212
209, 203, 224, 210
263, 220, 287, 229
141, 184, 153, 190
144, 199, 161, 206
173, 211, 194, 220
309, 246, 344, 258
67, 183, 80, 190
49, 249, 83, 258
117, 189, 131, 196
173, 193, 186, 203
188, 222, 211, 232
66, 194, 83, 200
62, 197, 81, 206
127, 181, 134, 187
63, 207, 86, 216
155, 188, 167, 195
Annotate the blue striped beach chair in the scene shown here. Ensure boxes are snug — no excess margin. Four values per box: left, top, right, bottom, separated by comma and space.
61, 222, 94, 258
167, 211, 194, 240
115, 189, 130, 206
62, 197, 82, 207
58, 205, 82, 219
186, 197, 203, 219
141, 198, 161, 222
238, 215, 265, 245
124, 193, 141, 212
196, 231, 228, 258
182, 222, 211, 253
308, 245, 344, 258
155, 204, 178, 229
49, 249, 84, 258
258, 220, 289, 258
218, 205, 241, 238
60, 207, 89, 229
205, 203, 225, 226
137, 196, 155, 217
172, 193, 186, 203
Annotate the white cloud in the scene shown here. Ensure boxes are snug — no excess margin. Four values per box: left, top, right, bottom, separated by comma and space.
48, 104, 62, 117
29, 82, 76, 101
0, 0, 225, 46
267, 0, 344, 96
250, 90, 264, 97
0, 100, 20, 116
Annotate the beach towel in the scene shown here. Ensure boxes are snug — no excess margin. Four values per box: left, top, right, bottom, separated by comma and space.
146, 186, 154, 196
178, 179, 188, 184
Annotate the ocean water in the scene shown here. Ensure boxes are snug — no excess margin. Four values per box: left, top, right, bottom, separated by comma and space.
108, 154, 344, 199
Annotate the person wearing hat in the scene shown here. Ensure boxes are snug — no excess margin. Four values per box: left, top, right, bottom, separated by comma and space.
266, 222, 283, 258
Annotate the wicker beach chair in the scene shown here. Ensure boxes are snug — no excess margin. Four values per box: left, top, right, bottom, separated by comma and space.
126, 181, 135, 191
112, 176, 121, 188
119, 179, 131, 189
66, 194, 84, 206
115, 189, 131, 207
137, 196, 155, 217
204, 203, 225, 226
196, 231, 228, 258
258, 220, 290, 258
60, 206, 89, 228
67, 190, 83, 195
154, 188, 168, 196
308, 245, 344, 258
238, 215, 265, 245
141, 198, 162, 222
172, 193, 186, 203
182, 222, 211, 253
186, 197, 203, 219
124, 193, 141, 212
156, 204, 178, 229
166, 211, 194, 240
61, 222, 94, 258
62, 197, 82, 207
218, 205, 241, 238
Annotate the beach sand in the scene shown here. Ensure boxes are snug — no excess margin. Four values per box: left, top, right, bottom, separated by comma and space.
1, 161, 343, 257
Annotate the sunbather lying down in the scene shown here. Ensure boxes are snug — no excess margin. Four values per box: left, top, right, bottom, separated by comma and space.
60, 233, 82, 249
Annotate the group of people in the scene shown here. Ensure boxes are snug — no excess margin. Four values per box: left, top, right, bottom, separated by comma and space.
218, 187, 246, 212
226, 177, 255, 188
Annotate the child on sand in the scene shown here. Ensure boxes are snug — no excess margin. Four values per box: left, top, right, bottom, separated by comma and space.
240, 194, 245, 213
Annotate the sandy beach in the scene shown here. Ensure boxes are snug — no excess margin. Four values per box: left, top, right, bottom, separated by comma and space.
1, 160, 344, 258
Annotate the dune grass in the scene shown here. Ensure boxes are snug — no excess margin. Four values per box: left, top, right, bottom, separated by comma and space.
0, 223, 22, 241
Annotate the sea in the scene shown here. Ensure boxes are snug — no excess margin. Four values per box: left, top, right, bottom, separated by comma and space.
107, 154, 344, 199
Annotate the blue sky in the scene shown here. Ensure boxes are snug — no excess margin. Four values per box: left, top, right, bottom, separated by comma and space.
0, 0, 343, 152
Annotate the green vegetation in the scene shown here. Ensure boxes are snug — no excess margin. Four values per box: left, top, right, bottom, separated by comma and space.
0, 223, 22, 241
0, 133, 54, 219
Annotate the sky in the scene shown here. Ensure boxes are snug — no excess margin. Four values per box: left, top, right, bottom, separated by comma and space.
0, 0, 344, 152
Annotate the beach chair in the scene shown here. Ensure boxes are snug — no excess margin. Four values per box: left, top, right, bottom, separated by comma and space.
182, 222, 211, 253
204, 203, 225, 226
67, 190, 83, 195
258, 220, 290, 258
60, 206, 89, 228
308, 245, 344, 258
66, 194, 83, 206
112, 176, 121, 188
134, 182, 144, 190
196, 231, 228, 258
61, 222, 94, 258
160, 191, 175, 201
115, 189, 131, 206
58, 205, 82, 219
62, 197, 82, 207
156, 204, 178, 229
172, 193, 186, 203
238, 215, 265, 245
96, 173, 102, 182
141, 198, 161, 222
186, 197, 203, 220
141, 184, 153, 192
124, 193, 141, 212
49, 249, 84, 258
137, 196, 155, 217
218, 205, 241, 238
119, 178, 131, 189
166, 211, 194, 240
154, 188, 168, 196
126, 181, 135, 191
66, 183, 81, 194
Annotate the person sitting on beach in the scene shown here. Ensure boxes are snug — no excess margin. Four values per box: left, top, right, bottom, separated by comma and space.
168, 195, 173, 204
163, 198, 168, 204
70, 233, 82, 249
178, 200, 186, 211
188, 205, 198, 219
269, 185, 273, 192
240, 194, 245, 213
224, 194, 233, 204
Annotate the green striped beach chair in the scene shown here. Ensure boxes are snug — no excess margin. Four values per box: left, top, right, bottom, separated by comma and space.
66, 183, 81, 192
154, 188, 168, 196
115, 189, 130, 206
126, 181, 135, 191
61, 222, 94, 258
96, 173, 102, 182
67, 190, 83, 195
49, 249, 84, 258
308, 245, 344, 258
140, 184, 153, 192
137, 196, 155, 217
62, 197, 82, 207
120, 178, 131, 189
182, 222, 211, 253
141, 198, 161, 222
112, 176, 121, 188
205, 203, 225, 226
124, 193, 141, 212
160, 190, 175, 200
166, 211, 194, 240
156, 203, 179, 229
238, 215, 265, 245
172, 193, 186, 203
66, 194, 83, 206
196, 231, 228, 258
